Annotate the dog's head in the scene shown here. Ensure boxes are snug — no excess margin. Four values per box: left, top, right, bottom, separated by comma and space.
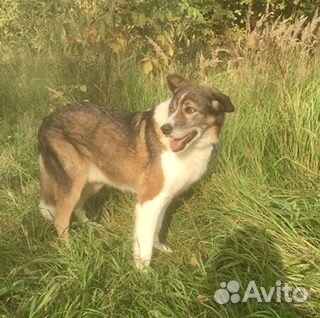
160, 74, 234, 153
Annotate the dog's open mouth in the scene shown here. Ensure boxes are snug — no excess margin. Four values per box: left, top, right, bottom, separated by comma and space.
170, 130, 198, 152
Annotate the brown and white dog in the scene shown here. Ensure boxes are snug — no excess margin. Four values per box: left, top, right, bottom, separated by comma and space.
38, 74, 234, 269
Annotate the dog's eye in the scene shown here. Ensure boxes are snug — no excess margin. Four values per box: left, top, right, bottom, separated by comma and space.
185, 106, 196, 114
169, 104, 174, 113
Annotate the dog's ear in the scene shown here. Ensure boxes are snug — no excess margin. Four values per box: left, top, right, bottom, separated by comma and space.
211, 89, 235, 113
166, 74, 188, 93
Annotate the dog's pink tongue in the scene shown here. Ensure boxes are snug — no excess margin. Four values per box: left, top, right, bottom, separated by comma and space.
170, 139, 184, 152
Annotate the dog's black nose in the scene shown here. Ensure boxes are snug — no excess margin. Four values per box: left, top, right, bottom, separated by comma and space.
160, 123, 173, 135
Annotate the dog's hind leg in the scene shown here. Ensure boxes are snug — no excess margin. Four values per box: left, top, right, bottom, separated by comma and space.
39, 139, 88, 239
39, 154, 57, 221
74, 183, 104, 223
54, 175, 86, 239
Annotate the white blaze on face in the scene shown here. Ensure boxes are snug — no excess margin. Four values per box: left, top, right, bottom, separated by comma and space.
164, 92, 188, 127
154, 99, 172, 149
166, 111, 177, 127
154, 99, 172, 127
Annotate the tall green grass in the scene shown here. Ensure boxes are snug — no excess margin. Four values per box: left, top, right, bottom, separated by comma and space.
1, 14, 320, 318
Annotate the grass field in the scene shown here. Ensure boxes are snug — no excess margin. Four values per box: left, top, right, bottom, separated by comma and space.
1, 28, 320, 318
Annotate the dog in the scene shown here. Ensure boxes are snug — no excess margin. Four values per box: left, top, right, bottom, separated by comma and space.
38, 74, 234, 269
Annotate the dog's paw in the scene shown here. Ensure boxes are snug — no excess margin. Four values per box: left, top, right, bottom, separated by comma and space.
134, 257, 151, 272
153, 242, 173, 254
76, 213, 102, 228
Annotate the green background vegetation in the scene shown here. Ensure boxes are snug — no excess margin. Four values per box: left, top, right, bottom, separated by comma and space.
0, 1, 320, 317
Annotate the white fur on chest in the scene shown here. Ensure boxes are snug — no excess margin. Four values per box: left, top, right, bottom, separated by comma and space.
160, 146, 212, 196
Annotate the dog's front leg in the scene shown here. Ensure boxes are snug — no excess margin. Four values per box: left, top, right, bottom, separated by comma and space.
153, 201, 172, 254
133, 194, 171, 269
